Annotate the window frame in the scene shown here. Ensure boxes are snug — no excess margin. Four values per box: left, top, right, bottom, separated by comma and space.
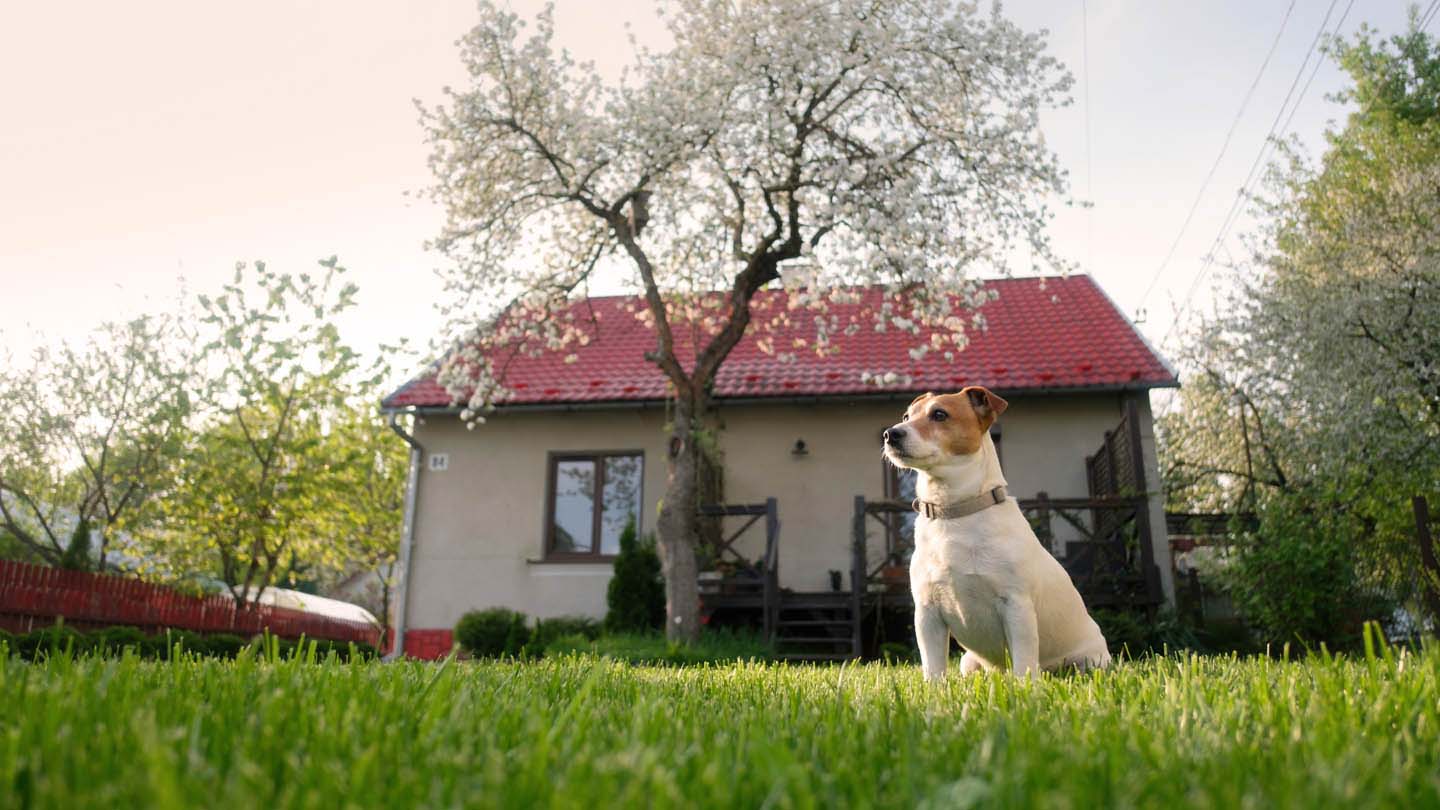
542, 449, 645, 562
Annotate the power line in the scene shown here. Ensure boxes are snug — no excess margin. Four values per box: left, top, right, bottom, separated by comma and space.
1157, 0, 1358, 422
1422, 0, 1440, 32
1134, 0, 1298, 316
1160, 0, 1355, 351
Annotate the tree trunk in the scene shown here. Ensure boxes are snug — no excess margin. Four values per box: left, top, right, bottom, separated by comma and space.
656, 396, 702, 643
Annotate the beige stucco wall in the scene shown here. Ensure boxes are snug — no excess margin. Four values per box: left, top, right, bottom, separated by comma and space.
403, 408, 672, 629
401, 392, 1170, 631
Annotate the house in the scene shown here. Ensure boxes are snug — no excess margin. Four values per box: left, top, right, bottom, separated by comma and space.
382, 275, 1179, 659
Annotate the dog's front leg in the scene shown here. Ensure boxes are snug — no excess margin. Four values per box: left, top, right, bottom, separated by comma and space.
999, 594, 1040, 679
915, 607, 950, 682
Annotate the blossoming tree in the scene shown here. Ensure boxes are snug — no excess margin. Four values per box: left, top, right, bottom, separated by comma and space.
1161, 19, 1440, 635
421, 0, 1073, 640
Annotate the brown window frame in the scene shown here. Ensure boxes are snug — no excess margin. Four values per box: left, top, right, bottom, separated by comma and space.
542, 450, 645, 562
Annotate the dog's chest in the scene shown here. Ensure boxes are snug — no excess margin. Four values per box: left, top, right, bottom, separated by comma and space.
909, 516, 1019, 648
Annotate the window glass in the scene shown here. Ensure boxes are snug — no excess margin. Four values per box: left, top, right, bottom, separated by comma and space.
552, 459, 596, 553
599, 455, 643, 555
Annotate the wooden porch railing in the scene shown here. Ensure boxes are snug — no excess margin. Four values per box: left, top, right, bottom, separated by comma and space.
698, 498, 780, 640
849, 493, 1163, 612
1022, 493, 1162, 608
1086, 399, 1145, 500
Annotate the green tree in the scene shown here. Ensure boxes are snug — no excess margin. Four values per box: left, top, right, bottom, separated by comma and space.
605, 518, 665, 634
0, 316, 193, 569
312, 400, 409, 633
140, 259, 388, 607
1163, 13, 1440, 634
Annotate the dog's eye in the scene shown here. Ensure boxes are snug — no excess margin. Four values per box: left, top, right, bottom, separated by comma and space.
930, 409, 948, 422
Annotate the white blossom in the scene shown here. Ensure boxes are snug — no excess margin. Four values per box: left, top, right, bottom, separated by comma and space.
421, 0, 1073, 414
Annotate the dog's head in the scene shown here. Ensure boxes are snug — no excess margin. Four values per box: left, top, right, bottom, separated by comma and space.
881, 387, 1008, 470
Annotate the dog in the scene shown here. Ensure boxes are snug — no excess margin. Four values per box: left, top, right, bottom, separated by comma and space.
882, 387, 1111, 680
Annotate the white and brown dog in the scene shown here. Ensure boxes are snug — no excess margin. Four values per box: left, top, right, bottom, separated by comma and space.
883, 387, 1111, 680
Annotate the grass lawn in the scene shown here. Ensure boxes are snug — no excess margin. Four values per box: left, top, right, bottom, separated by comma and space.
3, 643, 1438, 809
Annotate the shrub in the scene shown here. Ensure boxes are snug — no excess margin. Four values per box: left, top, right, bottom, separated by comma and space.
300, 638, 377, 662
542, 633, 595, 657
455, 608, 531, 658
155, 629, 210, 660
204, 633, 249, 659
93, 626, 149, 656
349, 641, 379, 660
1223, 495, 1395, 649
605, 518, 664, 634
878, 642, 918, 664
1090, 608, 1204, 658
533, 616, 602, 650
17, 625, 89, 660
0, 628, 13, 655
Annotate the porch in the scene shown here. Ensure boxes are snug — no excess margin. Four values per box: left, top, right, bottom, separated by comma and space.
698, 400, 1165, 661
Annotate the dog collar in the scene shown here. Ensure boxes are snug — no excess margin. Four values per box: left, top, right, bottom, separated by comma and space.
912, 486, 1008, 520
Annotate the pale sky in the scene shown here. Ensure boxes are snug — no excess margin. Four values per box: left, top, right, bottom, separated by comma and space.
0, 1, 1425, 389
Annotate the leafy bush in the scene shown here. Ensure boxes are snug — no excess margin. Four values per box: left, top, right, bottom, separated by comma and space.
1223, 496, 1395, 649
204, 633, 249, 659
455, 608, 531, 658
348, 641, 379, 660
541, 633, 594, 657
303, 638, 379, 662
1092, 608, 1206, 658
878, 642, 918, 664
147, 629, 211, 660
16, 625, 90, 659
92, 626, 149, 655
533, 616, 602, 650
605, 518, 664, 634
0, 628, 13, 655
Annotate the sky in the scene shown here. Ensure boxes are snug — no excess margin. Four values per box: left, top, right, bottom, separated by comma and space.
0, 1, 1428, 391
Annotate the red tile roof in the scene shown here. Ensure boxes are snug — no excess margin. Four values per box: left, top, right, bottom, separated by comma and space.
382, 275, 1176, 410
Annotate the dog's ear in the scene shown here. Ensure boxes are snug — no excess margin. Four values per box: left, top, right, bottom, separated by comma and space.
964, 386, 1008, 423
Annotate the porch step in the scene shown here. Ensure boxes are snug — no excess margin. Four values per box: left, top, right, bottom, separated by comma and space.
772, 590, 860, 661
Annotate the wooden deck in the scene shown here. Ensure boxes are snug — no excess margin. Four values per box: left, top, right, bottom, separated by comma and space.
698, 401, 1165, 662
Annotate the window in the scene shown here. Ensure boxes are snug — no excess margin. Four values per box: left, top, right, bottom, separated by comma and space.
545, 452, 644, 559
883, 426, 1001, 558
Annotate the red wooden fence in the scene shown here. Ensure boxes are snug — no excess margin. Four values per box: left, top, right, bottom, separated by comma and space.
0, 559, 380, 646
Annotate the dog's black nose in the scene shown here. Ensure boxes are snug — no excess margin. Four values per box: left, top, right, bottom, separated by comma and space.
883, 427, 906, 445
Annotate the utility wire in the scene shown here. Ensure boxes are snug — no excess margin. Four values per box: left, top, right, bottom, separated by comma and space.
1157, 0, 1357, 422
1134, 0, 1298, 316
1422, 0, 1440, 32
1160, 0, 1354, 352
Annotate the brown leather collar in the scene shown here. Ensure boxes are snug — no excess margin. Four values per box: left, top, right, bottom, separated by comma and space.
912, 485, 1008, 520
